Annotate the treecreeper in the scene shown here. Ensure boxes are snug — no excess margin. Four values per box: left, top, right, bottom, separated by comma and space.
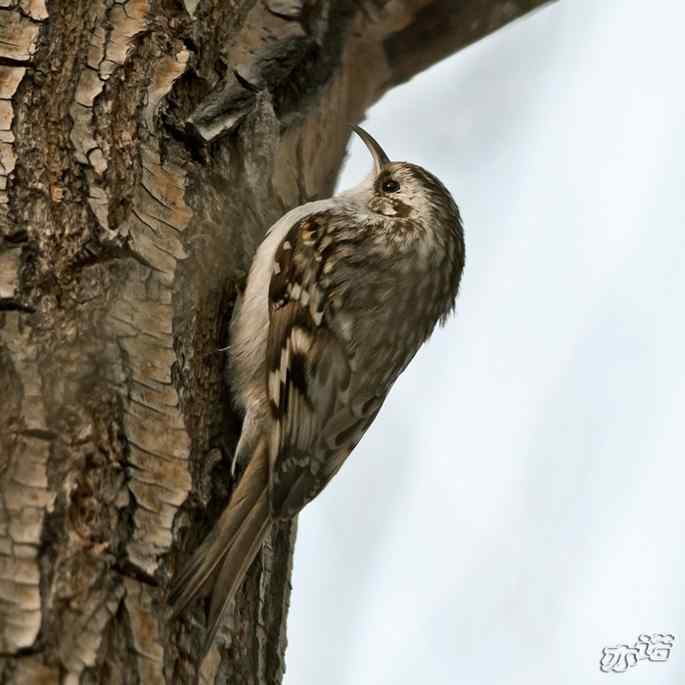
169, 126, 466, 655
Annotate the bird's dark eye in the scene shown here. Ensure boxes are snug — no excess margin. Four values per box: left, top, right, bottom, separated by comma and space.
382, 179, 400, 193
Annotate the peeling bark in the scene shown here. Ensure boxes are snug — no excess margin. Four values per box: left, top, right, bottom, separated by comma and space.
0, 0, 552, 682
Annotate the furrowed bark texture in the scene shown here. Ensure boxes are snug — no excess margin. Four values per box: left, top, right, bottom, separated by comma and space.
0, 0, 551, 682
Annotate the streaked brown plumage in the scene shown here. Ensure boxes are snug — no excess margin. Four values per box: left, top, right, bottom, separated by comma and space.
169, 126, 465, 655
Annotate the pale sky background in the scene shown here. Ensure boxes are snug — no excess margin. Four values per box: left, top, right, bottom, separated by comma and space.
284, 1, 685, 683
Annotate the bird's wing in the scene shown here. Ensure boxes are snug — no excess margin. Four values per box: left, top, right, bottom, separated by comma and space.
266, 211, 380, 517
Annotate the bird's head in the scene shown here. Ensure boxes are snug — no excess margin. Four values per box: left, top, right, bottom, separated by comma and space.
347, 125, 463, 235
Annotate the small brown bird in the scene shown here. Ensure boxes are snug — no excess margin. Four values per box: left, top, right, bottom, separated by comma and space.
169, 126, 465, 654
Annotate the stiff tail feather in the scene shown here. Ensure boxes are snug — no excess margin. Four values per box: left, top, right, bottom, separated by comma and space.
168, 440, 272, 654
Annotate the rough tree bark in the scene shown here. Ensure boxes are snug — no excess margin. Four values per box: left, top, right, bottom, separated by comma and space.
0, 1, 551, 682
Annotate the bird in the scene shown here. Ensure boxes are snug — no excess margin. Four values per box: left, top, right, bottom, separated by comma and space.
168, 125, 465, 655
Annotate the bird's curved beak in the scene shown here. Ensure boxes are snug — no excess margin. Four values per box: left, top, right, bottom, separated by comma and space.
352, 125, 390, 174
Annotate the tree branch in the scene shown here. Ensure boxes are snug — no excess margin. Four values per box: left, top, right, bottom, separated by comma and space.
382, 0, 557, 91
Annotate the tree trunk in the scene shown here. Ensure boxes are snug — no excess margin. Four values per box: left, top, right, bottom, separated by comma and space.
0, 1, 550, 682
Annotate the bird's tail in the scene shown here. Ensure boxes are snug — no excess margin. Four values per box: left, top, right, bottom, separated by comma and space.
168, 439, 272, 654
